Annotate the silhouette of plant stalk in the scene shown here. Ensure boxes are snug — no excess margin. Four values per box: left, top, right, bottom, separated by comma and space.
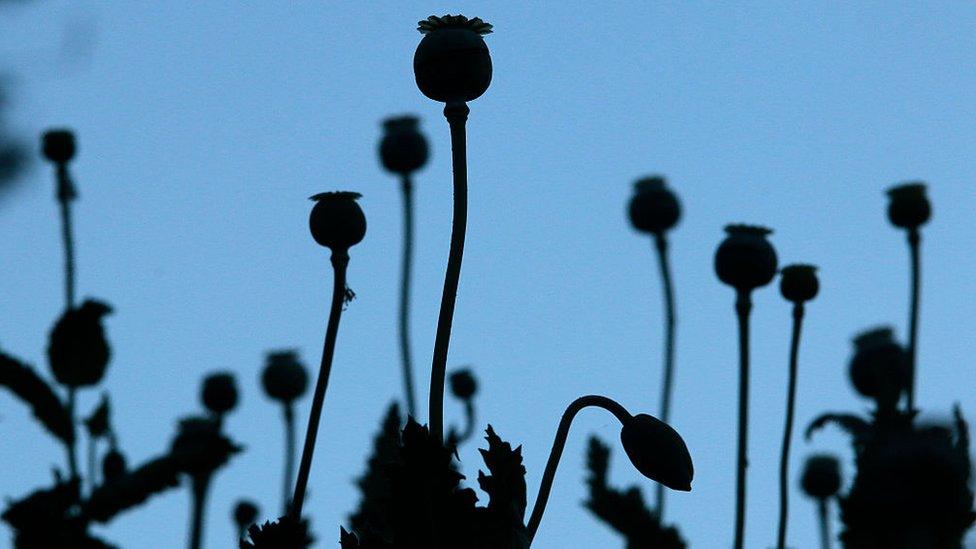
776, 303, 805, 549
906, 228, 920, 411
817, 498, 831, 549
733, 291, 751, 549
429, 102, 469, 443
189, 475, 210, 549
398, 175, 417, 418
653, 233, 676, 516
282, 402, 296, 514
292, 252, 349, 518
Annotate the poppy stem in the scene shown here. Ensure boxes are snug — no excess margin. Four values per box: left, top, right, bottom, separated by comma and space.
188, 474, 211, 549
429, 101, 469, 444
291, 251, 349, 519
56, 164, 76, 310
653, 233, 677, 519
777, 303, 805, 549
87, 434, 97, 493
817, 497, 831, 549
527, 395, 631, 545
733, 290, 752, 549
399, 174, 418, 420
67, 387, 78, 480
282, 402, 296, 515
905, 229, 920, 413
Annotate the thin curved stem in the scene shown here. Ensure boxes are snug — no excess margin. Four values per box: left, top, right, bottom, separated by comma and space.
291, 252, 349, 519
398, 175, 418, 419
777, 304, 805, 549
56, 164, 76, 310
429, 102, 469, 444
188, 475, 211, 549
282, 403, 296, 515
906, 229, 920, 412
653, 233, 677, 518
817, 498, 831, 549
527, 395, 631, 545
733, 291, 752, 549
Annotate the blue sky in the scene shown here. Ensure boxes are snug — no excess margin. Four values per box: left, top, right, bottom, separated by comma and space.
2, 2, 976, 547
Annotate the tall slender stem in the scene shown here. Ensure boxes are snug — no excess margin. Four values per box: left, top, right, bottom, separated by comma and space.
398, 175, 418, 419
429, 101, 469, 444
189, 475, 211, 549
653, 233, 677, 517
527, 395, 631, 545
282, 403, 296, 515
906, 229, 920, 412
57, 164, 76, 309
777, 304, 805, 549
88, 435, 96, 493
67, 387, 78, 479
733, 291, 752, 549
291, 252, 349, 518
817, 498, 831, 549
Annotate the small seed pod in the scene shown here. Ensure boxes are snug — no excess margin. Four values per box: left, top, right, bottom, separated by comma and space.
308, 192, 366, 252
233, 500, 260, 532
619, 413, 694, 492
886, 182, 931, 230
41, 129, 76, 164
800, 454, 842, 499
848, 327, 909, 405
379, 116, 429, 176
414, 15, 493, 103
449, 368, 477, 400
261, 350, 309, 404
627, 176, 681, 235
102, 448, 127, 482
779, 264, 819, 303
714, 224, 778, 292
201, 372, 239, 416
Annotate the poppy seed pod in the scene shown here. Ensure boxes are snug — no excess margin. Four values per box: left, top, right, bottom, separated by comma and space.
309, 192, 366, 252
449, 368, 477, 400
414, 15, 493, 103
41, 129, 76, 164
379, 116, 429, 176
849, 327, 909, 402
102, 448, 127, 482
800, 454, 842, 499
887, 182, 931, 230
779, 264, 819, 303
201, 372, 239, 415
714, 224, 778, 292
261, 350, 309, 403
627, 176, 681, 235
234, 500, 260, 531
47, 299, 113, 388
619, 413, 694, 491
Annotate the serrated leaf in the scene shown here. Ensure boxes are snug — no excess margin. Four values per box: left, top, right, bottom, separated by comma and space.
0, 351, 74, 445
83, 455, 180, 523
477, 425, 526, 522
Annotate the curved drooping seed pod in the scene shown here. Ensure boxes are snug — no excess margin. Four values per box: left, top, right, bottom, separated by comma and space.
619, 413, 694, 492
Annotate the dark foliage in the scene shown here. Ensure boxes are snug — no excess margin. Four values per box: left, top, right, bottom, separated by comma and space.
584, 436, 685, 549
242, 516, 314, 549
0, 351, 73, 444
349, 402, 402, 540
84, 455, 180, 523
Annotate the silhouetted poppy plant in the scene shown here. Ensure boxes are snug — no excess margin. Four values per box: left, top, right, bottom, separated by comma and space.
262, 349, 309, 514
800, 454, 842, 549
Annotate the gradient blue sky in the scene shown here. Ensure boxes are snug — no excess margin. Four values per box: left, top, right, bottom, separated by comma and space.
3, 2, 976, 548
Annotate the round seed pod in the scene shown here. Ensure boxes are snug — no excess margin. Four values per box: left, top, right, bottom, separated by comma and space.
848, 327, 909, 405
628, 176, 681, 235
779, 264, 819, 303
449, 368, 477, 400
714, 224, 778, 292
261, 350, 309, 404
800, 454, 842, 499
620, 413, 694, 492
308, 192, 366, 252
414, 15, 493, 103
233, 500, 260, 532
47, 299, 113, 388
201, 372, 239, 416
42, 129, 76, 164
379, 116, 429, 176
887, 182, 931, 230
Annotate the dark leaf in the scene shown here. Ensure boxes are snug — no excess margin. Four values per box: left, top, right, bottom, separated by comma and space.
0, 351, 74, 444
83, 393, 110, 438
241, 516, 313, 548
348, 402, 402, 541
805, 412, 871, 442
83, 455, 180, 523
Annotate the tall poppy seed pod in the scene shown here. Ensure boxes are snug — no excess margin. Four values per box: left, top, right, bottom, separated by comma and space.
714, 224, 778, 292
102, 448, 126, 482
449, 368, 477, 400
201, 372, 239, 415
849, 327, 909, 401
800, 454, 842, 499
619, 413, 694, 491
42, 129, 76, 164
379, 116, 429, 176
414, 15, 493, 103
887, 182, 931, 230
308, 192, 366, 252
234, 500, 260, 531
262, 350, 309, 404
47, 299, 113, 387
628, 176, 681, 235
780, 264, 819, 303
